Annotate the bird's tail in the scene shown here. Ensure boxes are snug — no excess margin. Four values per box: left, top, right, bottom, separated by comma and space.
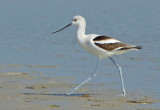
134, 46, 142, 49
119, 46, 142, 50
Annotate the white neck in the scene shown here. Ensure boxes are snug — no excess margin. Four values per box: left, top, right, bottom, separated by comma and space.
77, 22, 86, 38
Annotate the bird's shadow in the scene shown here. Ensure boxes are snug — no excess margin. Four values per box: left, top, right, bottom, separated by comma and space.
22, 93, 100, 96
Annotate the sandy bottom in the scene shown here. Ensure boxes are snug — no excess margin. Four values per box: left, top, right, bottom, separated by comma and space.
0, 72, 159, 110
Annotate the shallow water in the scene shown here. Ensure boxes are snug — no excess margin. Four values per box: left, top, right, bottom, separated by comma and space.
0, 0, 160, 109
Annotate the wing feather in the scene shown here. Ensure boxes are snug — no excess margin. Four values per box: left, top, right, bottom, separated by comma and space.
93, 36, 140, 51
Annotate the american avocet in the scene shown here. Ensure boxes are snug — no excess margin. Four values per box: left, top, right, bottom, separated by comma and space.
51, 15, 142, 96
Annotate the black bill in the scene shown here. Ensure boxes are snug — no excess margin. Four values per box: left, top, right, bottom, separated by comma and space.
51, 23, 72, 34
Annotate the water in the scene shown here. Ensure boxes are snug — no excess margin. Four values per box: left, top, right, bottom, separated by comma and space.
0, 0, 160, 108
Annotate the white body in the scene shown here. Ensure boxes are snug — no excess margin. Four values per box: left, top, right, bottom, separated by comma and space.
77, 34, 114, 59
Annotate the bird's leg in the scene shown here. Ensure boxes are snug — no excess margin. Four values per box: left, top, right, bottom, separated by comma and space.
65, 58, 100, 95
109, 57, 126, 96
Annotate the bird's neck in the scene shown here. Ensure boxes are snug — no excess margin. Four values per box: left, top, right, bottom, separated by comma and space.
77, 23, 86, 38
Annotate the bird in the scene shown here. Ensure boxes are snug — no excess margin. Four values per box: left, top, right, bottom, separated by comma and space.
51, 15, 142, 96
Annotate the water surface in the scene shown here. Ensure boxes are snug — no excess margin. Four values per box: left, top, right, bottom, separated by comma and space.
0, 0, 160, 109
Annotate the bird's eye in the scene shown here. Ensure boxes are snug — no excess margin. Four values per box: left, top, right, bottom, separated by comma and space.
74, 19, 77, 21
